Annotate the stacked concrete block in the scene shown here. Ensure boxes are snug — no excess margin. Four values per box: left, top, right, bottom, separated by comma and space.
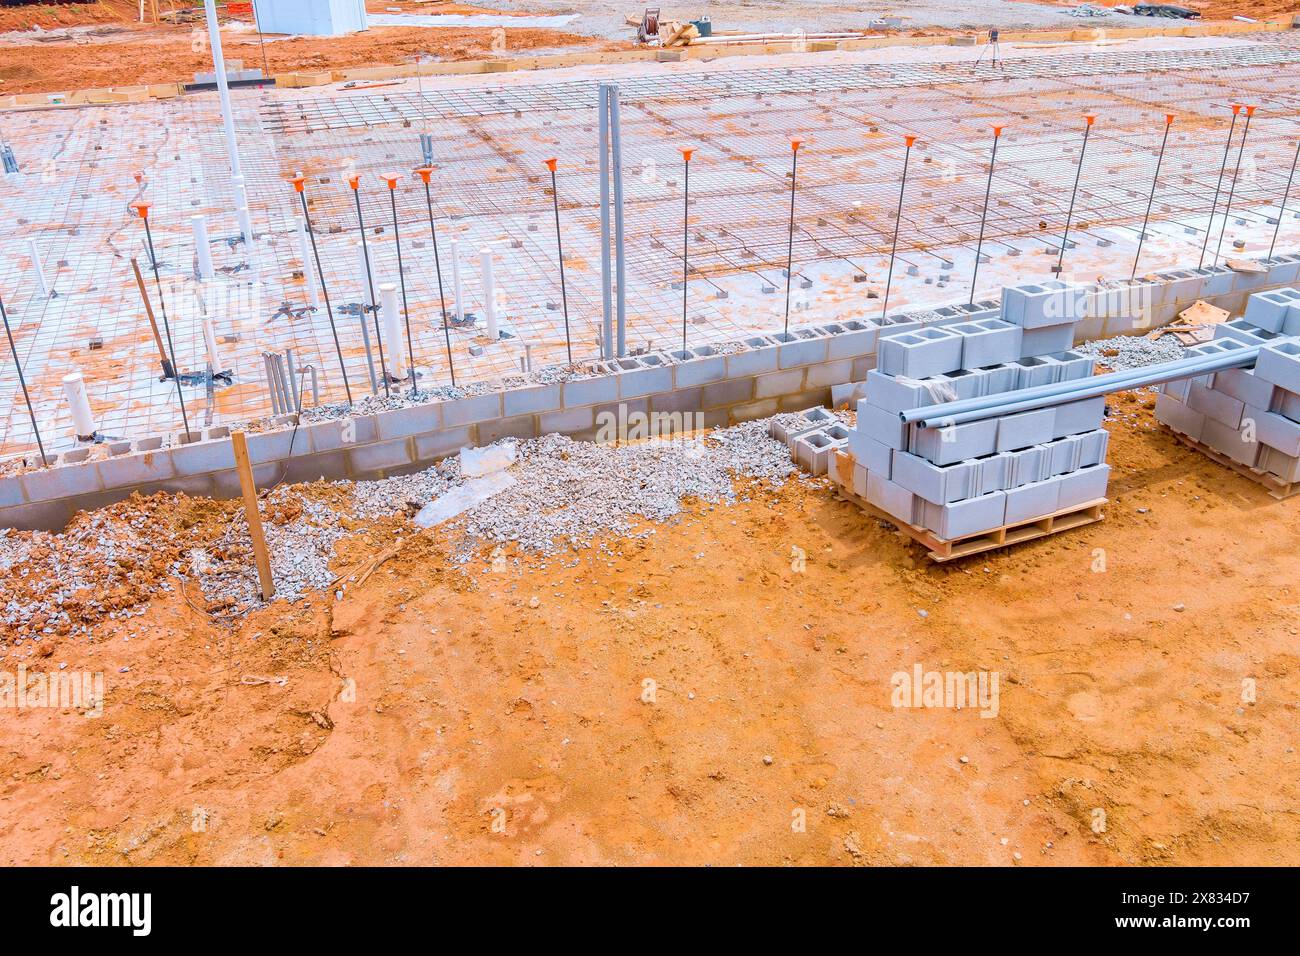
1000, 280, 1083, 357
1155, 334, 1300, 486
833, 313, 1110, 543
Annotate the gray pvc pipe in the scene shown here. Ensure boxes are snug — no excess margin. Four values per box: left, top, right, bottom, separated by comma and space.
909, 348, 1260, 429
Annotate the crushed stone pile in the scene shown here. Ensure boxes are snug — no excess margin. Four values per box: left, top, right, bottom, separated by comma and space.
1077, 334, 1187, 371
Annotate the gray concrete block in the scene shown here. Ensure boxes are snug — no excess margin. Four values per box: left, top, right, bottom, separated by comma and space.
953, 318, 1021, 368
615, 359, 674, 398
562, 374, 618, 408
878, 326, 964, 379
724, 341, 779, 377
1003, 476, 1061, 524
1001, 280, 1085, 328
171, 435, 235, 476
375, 403, 442, 441
846, 429, 893, 476
1202, 417, 1260, 467
755, 368, 806, 398
97, 447, 177, 489
774, 330, 829, 368
794, 428, 844, 475
850, 355, 877, 380
413, 426, 473, 461
441, 392, 504, 427
731, 398, 780, 422
996, 408, 1055, 452
922, 490, 1006, 539
826, 320, 879, 360
1255, 340, 1300, 393
1187, 380, 1245, 429
702, 377, 754, 409
1261, 445, 1300, 482
539, 407, 595, 434
1056, 463, 1110, 509
857, 399, 910, 449
1245, 405, 1300, 457
1080, 429, 1109, 467
478, 415, 538, 445
806, 359, 854, 389
866, 471, 922, 525
977, 453, 1009, 494
674, 352, 727, 387
245, 426, 303, 465
0, 476, 21, 508
911, 418, 997, 465
1213, 318, 1283, 347
1054, 396, 1105, 437
348, 438, 415, 475
649, 386, 705, 416
20, 460, 102, 503
892, 451, 976, 504
1154, 393, 1206, 442
1243, 288, 1299, 332
307, 414, 379, 451
503, 384, 561, 417
1020, 322, 1075, 358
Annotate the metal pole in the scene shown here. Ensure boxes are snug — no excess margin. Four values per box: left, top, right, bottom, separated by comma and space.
1268, 139, 1300, 261
598, 84, 613, 360
970, 125, 1003, 305
680, 147, 694, 351
349, 177, 390, 396
416, 167, 456, 388
383, 175, 418, 394
783, 138, 802, 334
1199, 103, 1241, 269
610, 87, 627, 358
1056, 114, 1095, 275
1214, 104, 1256, 265
201, 0, 252, 243
881, 134, 915, 318
1132, 113, 1175, 280
0, 294, 48, 466
293, 176, 353, 406
133, 203, 191, 436
546, 158, 573, 364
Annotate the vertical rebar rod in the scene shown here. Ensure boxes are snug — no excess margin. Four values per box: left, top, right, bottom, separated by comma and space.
881, 134, 915, 319
0, 294, 48, 466
546, 159, 573, 364
1132, 114, 1175, 280
351, 180, 390, 397
1199, 104, 1241, 270
681, 147, 693, 351
1268, 139, 1300, 261
610, 88, 627, 358
417, 169, 456, 388
970, 126, 1003, 305
783, 138, 802, 334
598, 84, 613, 360
385, 178, 418, 394
1214, 105, 1255, 265
1056, 115, 1096, 275
295, 179, 353, 406
136, 208, 191, 436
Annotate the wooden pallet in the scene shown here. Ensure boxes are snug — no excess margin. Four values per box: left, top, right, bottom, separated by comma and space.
839, 486, 1107, 562
1165, 427, 1299, 500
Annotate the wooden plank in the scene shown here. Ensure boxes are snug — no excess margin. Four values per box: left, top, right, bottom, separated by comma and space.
130, 257, 174, 379
231, 431, 276, 601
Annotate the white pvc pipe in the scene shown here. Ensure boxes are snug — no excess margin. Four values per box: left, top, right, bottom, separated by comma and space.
451, 238, 464, 321
296, 219, 320, 309
202, 0, 251, 243
192, 214, 214, 280
62, 371, 95, 439
480, 246, 498, 340
27, 238, 48, 297
355, 241, 375, 308
380, 283, 406, 379
201, 315, 223, 373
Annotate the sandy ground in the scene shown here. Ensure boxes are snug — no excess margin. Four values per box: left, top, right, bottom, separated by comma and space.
0, 394, 1296, 866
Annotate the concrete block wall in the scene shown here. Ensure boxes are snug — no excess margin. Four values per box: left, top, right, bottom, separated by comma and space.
1155, 288, 1300, 485
3, 253, 1297, 532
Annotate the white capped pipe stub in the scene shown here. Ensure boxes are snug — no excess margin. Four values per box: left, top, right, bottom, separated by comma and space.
451, 238, 464, 321
480, 247, 498, 340
61, 371, 95, 439
296, 219, 321, 309
201, 315, 223, 373
379, 283, 407, 379
192, 214, 215, 280
27, 238, 48, 297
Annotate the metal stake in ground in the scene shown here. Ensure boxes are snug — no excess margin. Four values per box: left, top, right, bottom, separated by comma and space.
1055, 114, 1096, 276
381, 174, 418, 394
881, 134, 916, 319
0, 294, 48, 466
349, 175, 390, 397
415, 167, 456, 389
783, 137, 803, 335
970, 125, 1004, 305
1268, 139, 1300, 261
131, 201, 191, 437
679, 146, 694, 352
1132, 113, 1175, 280
292, 175, 353, 407
1199, 103, 1242, 270
1214, 104, 1256, 265
545, 158, 573, 364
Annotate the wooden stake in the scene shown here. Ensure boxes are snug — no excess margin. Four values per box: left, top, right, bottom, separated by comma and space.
131, 257, 175, 379
231, 431, 275, 602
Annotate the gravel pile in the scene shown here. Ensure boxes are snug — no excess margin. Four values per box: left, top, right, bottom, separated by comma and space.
1077, 334, 1188, 372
